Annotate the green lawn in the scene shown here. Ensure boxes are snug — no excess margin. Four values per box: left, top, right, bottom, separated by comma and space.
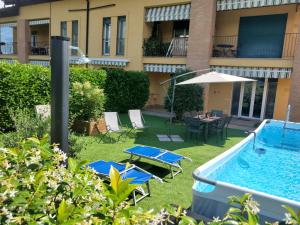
78, 114, 246, 211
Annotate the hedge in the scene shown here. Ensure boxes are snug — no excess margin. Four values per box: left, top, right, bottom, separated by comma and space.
70, 66, 106, 88
0, 63, 107, 130
104, 68, 149, 112
0, 63, 149, 130
0, 63, 51, 130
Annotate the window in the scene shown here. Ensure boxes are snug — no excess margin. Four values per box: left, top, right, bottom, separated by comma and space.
173, 20, 189, 37
116, 16, 126, 55
102, 17, 111, 55
61, 21, 67, 37
71, 20, 78, 55
0, 25, 16, 54
31, 31, 37, 47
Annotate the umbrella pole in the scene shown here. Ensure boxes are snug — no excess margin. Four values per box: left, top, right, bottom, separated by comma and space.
169, 77, 176, 137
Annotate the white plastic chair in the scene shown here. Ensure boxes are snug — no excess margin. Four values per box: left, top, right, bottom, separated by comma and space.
103, 112, 127, 141
128, 109, 148, 130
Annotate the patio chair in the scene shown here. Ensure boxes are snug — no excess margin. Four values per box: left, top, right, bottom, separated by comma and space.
87, 160, 162, 205
210, 116, 232, 138
184, 117, 205, 141
128, 109, 148, 130
224, 116, 232, 138
124, 145, 192, 179
102, 112, 128, 141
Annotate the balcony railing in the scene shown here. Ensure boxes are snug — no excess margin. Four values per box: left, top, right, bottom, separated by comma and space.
143, 37, 188, 57
212, 33, 299, 59
166, 37, 188, 57
30, 42, 49, 55
0, 42, 17, 55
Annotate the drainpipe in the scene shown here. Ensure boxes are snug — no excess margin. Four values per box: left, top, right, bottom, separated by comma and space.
85, 0, 90, 57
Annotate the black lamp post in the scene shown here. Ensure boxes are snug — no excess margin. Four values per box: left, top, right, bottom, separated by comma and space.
50, 36, 70, 154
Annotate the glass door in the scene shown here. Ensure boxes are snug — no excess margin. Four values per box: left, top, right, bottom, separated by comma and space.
241, 82, 253, 117
231, 83, 241, 116
231, 78, 277, 120
252, 79, 265, 118
265, 79, 278, 119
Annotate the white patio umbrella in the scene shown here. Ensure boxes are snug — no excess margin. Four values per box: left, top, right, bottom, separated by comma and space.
159, 70, 255, 140
176, 71, 255, 85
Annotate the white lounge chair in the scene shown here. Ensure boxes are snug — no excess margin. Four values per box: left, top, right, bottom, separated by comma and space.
128, 109, 148, 130
102, 112, 127, 141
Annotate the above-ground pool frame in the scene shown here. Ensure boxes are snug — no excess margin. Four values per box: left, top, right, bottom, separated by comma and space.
192, 120, 300, 222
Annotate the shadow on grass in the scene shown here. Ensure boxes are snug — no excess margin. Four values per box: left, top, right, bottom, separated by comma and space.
119, 159, 172, 181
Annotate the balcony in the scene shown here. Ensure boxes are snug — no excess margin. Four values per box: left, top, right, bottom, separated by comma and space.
0, 42, 17, 55
143, 36, 188, 57
212, 33, 298, 59
30, 42, 49, 56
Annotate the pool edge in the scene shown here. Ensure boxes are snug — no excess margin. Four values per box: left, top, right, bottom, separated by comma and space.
191, 119, 300, 222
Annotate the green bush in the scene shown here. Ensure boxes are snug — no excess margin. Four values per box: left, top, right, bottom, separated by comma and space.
70, 66, 107, 88
0, 63, 50, 130
68, 133, 89, 157
0, 108, 50, 148
164, 70, 203, 120
104, 69, 150, 112
0, 62, 107, 130
70, 81, 106, 122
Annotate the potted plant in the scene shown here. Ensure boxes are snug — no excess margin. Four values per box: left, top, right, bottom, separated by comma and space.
70, 81, 106, 135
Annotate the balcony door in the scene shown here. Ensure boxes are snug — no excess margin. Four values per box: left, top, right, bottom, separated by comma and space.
237, 14, 287, 58
231, 79, 278, 120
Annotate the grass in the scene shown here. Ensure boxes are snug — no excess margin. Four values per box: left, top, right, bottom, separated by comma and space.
77, 114, 246, 211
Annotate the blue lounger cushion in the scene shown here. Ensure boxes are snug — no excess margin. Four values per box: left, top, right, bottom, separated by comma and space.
122, 169, 152, 185
125, 146, 184, 164
88, 160, 126, 175
88, 160, 152, 185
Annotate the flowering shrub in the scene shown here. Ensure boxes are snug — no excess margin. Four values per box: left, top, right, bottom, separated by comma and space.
70, 81, 106, 122
0, 137, 161, 224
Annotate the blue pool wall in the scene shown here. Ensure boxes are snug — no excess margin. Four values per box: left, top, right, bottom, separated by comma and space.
192, 119, 300, 222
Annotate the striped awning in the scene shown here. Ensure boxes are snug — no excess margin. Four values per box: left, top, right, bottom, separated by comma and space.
217, 0, 300, 11
70, 57, 129, 67
29, 19, 50, 26
0, 22, 17, 28
144, 64, 186, 73
145, 4, 191, 22
30, 60, 50, 67
211, 66, 292, 78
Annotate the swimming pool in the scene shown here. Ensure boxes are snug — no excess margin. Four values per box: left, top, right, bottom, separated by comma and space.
192, 120, 300, 222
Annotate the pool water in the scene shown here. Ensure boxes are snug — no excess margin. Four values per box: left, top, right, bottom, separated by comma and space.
195, 120, 300, 202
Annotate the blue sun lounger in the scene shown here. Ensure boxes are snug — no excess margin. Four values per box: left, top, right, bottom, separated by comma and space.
87, 160, 162, 205
124, 146, 192, 178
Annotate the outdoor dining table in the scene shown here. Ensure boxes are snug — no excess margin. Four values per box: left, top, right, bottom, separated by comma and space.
194, 115, 221, 142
